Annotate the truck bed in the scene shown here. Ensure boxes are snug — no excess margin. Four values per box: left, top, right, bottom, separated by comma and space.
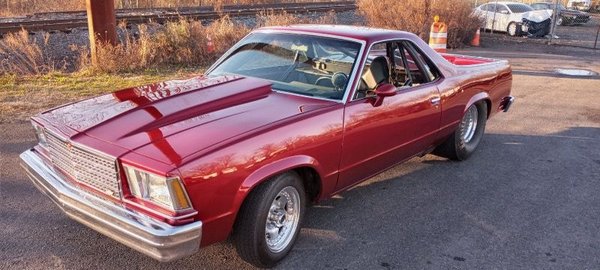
441, 54, 496, 66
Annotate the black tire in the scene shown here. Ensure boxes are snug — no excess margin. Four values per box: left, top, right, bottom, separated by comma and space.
433, 101, 487, 161
233, 171, 306, 268
556, 17, 564, 26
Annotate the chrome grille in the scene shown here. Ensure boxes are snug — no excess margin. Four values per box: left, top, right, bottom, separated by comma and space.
46, 131, 120, 198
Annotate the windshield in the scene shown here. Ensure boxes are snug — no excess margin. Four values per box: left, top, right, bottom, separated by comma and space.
208, 32, 362, 100
507, 4, 534, 13
533, 3, 566, 10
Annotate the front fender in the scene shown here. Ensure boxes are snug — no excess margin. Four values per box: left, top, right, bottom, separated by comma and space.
233, 155, 324, 207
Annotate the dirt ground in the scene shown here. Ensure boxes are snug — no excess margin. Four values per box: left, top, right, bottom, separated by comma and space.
552, 13, 600, 49
1, 35, 599, 269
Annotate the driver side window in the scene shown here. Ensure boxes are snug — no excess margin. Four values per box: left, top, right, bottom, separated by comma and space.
496, 4, 510, 13
354, 41, 398, 99
353, 40, 440, 100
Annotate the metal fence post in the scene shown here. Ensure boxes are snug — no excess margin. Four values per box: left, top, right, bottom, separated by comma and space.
548, 0, 559, 44
491, 0, 498, 34
595, 23, 600, 49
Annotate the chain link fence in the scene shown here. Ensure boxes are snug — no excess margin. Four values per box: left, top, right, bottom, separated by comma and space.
546, 0, 600, 48
472, 0, 600, 49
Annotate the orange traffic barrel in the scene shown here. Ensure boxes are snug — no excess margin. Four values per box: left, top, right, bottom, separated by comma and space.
429, 15, 447, 53
471, 28, 481, 47
207, 35, 215, 53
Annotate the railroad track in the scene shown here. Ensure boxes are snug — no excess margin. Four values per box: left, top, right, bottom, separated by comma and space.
0, 1, 357, 35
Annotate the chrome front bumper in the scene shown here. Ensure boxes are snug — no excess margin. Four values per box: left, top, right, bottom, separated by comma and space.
19, 149, 202, 262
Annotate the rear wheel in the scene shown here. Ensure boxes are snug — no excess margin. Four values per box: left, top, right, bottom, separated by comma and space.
433, 101, 488, 161
556, 17, 564, 26
233, 172, 306, 268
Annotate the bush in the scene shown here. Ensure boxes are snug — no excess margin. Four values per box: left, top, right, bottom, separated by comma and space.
0, 30, 55, 75
3, 10, 338, 75
357, 0, 482, 48
81, 10, 336, 74
80, 16, 251, 73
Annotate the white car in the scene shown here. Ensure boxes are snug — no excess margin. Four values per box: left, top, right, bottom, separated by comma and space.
475, 2, 552, 36
567, 0, 592, 11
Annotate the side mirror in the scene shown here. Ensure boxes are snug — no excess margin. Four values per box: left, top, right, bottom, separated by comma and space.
371, 83, 396, 107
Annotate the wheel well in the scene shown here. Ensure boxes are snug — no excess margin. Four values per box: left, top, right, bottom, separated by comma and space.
469, 99, 491, 119
483, 99, 491, 118
293, 167, 321, 202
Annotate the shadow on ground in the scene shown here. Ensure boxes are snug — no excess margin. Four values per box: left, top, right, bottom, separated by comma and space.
2, 127, 599, 269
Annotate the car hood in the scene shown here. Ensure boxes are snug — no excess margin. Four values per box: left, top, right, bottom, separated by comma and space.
521, 10, 552, 22
37, 75, 335, 165
560, 9, 588, 15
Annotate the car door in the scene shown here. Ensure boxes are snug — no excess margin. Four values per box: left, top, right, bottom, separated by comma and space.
494, 4, 512, 31
484, 3, 496, 30
336, 40, 442, 190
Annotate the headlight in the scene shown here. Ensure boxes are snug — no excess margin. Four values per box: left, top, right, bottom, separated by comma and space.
31, 121, 48, 148
123, 165, 192, 211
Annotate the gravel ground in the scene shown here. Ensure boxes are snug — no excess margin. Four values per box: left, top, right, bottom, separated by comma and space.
1, 31, 600, 269
551, 14, 600, 48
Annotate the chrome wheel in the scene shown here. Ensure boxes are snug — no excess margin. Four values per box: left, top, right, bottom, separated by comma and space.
265, 186, 301, 253
460, 105, 479, 143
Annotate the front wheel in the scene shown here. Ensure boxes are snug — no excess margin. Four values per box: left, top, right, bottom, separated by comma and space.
507, 22, 519, 36
556, 17, 564, 26
233, 172, 306, 268
433, 101, 488, 161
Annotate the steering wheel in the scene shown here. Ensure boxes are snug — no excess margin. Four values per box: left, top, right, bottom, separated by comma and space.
331, 72, 348, 91
315, 72, 348, 91
315, 76, 332, 87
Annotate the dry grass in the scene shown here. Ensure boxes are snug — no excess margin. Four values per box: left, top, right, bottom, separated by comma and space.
80, 10, 337, 74
0, 0, 337, 17
203, 15, 251, 57
0, 30, 55, 75
358, 0, 483, 48
1, 9, 336, 75
256, 9, 337, 27
472, 0, 569, 5
78, 16, 250, 73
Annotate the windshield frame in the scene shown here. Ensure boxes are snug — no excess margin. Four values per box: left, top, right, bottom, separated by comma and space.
206, 29, 367, 104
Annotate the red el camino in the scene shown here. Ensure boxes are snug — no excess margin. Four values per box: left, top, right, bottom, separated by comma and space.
20, 25, 514, 267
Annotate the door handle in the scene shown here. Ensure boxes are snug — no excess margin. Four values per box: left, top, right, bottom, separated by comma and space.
430, 97, 441, 105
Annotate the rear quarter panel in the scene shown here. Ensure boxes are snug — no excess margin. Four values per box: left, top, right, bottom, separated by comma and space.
436, 60, 512, 141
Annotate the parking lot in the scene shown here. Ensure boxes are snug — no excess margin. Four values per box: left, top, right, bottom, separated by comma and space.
550, 13, 600, 48
1, 38, 599, 269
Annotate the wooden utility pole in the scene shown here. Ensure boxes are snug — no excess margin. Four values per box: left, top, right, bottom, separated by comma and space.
86, 0, 117, 65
